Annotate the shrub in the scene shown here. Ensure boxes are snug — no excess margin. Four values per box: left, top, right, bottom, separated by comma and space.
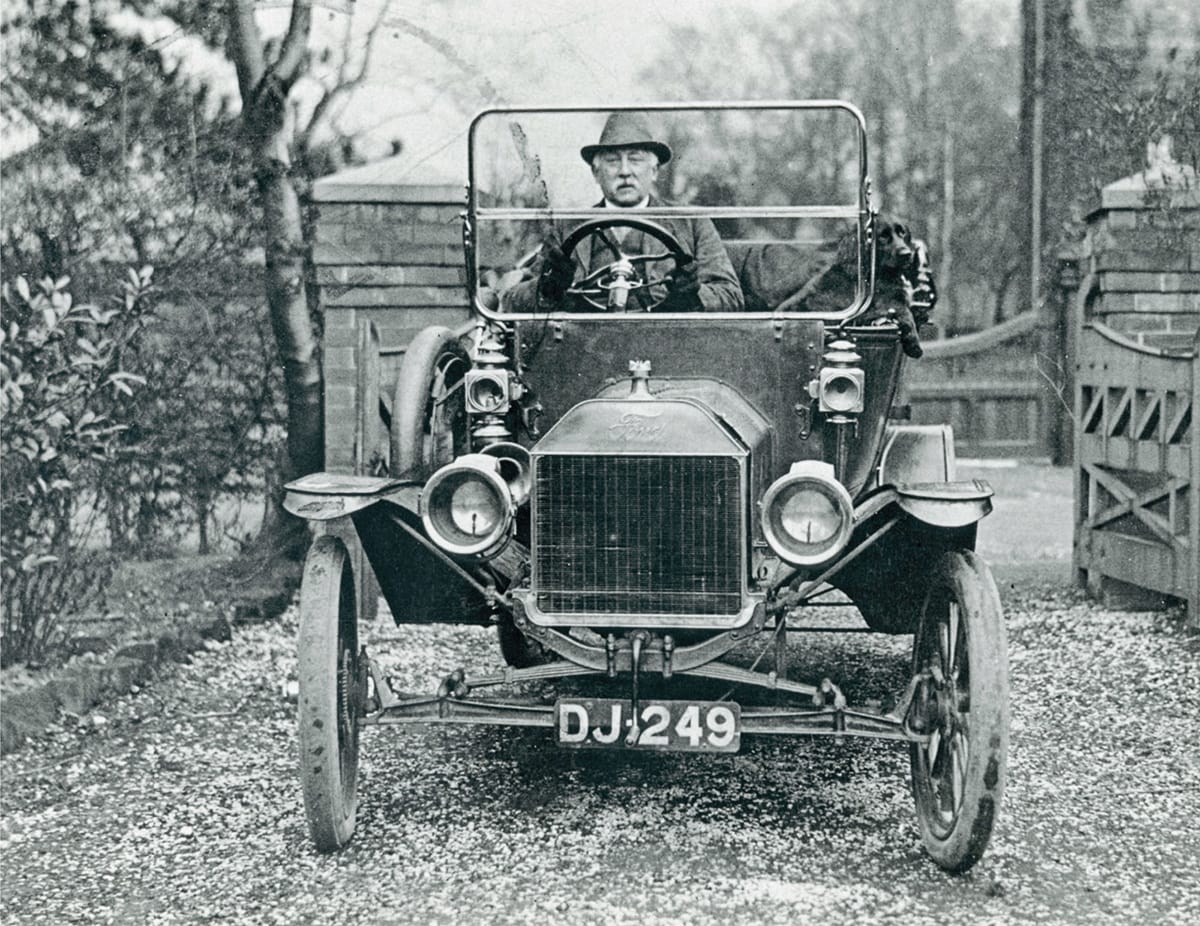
0, 273, 146, 665
100, 288, 284, 555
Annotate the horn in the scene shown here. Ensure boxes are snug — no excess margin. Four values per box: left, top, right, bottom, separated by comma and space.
480, 442, 532, 506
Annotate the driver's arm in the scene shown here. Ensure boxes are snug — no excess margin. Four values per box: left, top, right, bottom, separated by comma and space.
500, 228, 574, 313
683, 217, 744, 312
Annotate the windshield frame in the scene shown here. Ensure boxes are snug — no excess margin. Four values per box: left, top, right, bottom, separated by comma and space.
466, 100, 875, 324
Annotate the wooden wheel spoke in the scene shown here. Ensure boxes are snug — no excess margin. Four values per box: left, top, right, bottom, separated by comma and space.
955, 729, 969, 771
939, 602, 959, 676
950, 733, 968, 810
430, 371, 465, 407
927, 727, 942, 769
427, 359, 466, 465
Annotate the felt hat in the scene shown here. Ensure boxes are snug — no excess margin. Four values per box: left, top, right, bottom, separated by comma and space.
580, 112, 672, 165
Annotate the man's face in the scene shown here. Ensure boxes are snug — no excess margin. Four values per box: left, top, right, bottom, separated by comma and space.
591, 147, 659, 206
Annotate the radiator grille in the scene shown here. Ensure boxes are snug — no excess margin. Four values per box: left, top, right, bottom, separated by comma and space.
533, 455, 743, 615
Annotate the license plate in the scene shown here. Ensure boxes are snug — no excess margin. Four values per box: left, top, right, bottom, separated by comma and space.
555, 698, 741, 752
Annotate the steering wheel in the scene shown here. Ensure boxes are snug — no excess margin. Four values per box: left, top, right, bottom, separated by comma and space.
548, 216, 693, 312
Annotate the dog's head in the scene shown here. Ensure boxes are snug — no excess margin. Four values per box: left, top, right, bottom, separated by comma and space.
874, 215, 915, 275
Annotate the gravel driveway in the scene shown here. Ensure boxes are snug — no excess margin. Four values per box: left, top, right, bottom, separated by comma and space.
2, 466, 1198, 925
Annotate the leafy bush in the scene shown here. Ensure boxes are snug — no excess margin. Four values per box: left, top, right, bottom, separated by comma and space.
0, 273, 146, 665
101, 286, 284, 555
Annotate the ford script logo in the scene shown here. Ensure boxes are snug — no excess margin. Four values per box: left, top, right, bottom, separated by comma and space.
608, 411, 666, 443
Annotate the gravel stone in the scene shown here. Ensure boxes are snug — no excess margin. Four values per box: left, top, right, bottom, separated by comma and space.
2, 580, 1198, 925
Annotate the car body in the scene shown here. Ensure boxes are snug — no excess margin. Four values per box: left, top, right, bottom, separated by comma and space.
285, 101, 1010, 871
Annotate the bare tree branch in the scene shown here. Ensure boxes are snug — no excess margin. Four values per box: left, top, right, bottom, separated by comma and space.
299, 0, 392, 153
0, 80, 54, 137
275, 0, 314, 85
386, 14, 502, 105
225, 0, 266, 100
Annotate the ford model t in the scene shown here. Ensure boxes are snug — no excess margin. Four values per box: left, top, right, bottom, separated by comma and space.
285, 102, 1009, 871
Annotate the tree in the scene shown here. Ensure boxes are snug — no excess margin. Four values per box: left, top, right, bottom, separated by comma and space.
224, 0, 321, 557
224, 0, 394, 557
4, 1, 392, 558
646, 0, 1024, 333
1023, 0, 1200, 305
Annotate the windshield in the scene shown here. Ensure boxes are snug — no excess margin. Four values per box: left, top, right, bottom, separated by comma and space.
468, 102, 871, 320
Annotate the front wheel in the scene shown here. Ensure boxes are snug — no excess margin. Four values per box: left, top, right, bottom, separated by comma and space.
297, 535, 364, 851
909, 550, 1009, 872
496, 614, 550, 668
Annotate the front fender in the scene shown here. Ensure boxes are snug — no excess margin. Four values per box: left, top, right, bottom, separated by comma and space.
284, 473, 418, 520
893, 481, 993, 529
285, 472, 521, 625
833, 483, 991, 635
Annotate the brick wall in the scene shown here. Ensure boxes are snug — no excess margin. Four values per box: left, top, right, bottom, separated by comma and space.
310, 177, 472, 473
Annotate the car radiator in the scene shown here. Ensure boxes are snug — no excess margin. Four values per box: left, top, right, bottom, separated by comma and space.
531, 454, 743, 617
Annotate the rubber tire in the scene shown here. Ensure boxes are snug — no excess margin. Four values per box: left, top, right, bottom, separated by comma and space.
390, 327, 469, 480
909, 550, 1009, 872
497, 615, 550, 668
297, 535, 361, 852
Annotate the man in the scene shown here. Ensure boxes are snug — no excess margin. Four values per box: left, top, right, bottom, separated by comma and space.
503, 112, 744, 312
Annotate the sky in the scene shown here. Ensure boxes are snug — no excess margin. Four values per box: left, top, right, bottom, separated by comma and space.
253, 0, 831, 180
6, 0, 1196, 176
107, 0, 1011, 185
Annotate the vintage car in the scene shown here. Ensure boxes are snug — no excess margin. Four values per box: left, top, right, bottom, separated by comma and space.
284, 101, 1009, 871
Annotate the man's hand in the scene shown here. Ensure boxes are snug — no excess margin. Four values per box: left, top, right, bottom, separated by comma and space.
659, 256, 701, 311
538, 244, 575, 303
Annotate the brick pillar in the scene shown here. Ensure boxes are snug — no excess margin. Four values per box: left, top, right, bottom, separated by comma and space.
1079, 172, 1200, 347
307, 166, 473, 627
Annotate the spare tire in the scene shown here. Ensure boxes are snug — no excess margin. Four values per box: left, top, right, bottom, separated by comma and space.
390, 327, 470, 480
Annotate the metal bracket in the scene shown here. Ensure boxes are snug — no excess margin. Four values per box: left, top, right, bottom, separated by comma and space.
794, 399, 813, 439
812, 678, 848, 735
367, 655, 400, 710
768, 515, 900, 613
626, 632, 647, 746
512, 601, 766, 669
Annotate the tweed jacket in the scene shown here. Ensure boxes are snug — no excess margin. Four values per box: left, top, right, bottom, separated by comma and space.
502, 196, 744, 313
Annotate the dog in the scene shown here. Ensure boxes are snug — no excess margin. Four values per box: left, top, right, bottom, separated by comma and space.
796, 214, 935, 358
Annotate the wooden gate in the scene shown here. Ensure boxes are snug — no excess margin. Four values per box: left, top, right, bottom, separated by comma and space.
900, 311, 1059, 460
1074, 307, 1199, 622
1071, 166, 1200, 624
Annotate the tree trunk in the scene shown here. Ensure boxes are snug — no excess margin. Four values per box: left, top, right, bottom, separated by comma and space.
939, 128, 956, 332
255, 156, 324, 484
198, 497, 210, 555
1017, 0, 1037, 326
226, 1, 317, 559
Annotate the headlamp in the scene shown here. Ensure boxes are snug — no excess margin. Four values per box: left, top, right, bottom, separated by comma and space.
420, 455, 514, 558
760, 461, 853, 566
